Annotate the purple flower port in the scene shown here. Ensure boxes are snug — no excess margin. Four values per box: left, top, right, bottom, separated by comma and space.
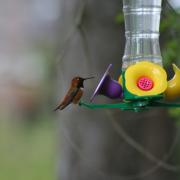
90, 64, 123, 102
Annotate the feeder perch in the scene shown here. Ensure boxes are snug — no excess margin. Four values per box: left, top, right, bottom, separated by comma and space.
79, 0, 180, 111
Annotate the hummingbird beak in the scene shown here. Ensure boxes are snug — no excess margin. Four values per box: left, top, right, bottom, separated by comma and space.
83, 77, 95, 80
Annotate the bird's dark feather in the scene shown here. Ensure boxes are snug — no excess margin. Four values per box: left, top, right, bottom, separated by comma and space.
54, 87, 79, 111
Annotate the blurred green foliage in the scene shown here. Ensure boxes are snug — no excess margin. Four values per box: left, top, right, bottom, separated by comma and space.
169, 108, 180, 125
160, 11, 180, 67
115, 12, 124, 25
160, 10, 180, 121
0, 116, 55, 180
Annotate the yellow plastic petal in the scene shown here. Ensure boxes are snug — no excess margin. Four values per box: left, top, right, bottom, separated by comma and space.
125, 61, 167, 96
118, 75, 123, 86
165, 64, 180, 100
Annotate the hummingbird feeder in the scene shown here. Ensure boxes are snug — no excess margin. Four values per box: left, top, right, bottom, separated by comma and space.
79, 0, 180, 112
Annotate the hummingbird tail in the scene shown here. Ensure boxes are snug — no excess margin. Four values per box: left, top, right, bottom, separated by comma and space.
54, 106, 60, 111
54, 104, 67, 111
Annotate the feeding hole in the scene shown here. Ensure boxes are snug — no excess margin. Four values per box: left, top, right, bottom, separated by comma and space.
137, 76, 154, 91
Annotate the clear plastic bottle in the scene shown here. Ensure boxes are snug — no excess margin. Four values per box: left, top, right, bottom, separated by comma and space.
122, 0, 163, 69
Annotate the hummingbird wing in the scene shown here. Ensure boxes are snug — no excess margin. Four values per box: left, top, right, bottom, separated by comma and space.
73, 88, 83, 104
54, 87, 79, 111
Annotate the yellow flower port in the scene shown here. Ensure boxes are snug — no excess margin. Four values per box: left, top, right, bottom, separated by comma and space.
124, 61, 168, 97
165, 64, 180, 100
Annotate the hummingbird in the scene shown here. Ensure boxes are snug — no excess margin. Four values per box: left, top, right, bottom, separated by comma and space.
54, 76, 94, 111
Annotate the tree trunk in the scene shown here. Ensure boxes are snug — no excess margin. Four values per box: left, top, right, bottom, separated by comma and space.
56, 0, 177, 180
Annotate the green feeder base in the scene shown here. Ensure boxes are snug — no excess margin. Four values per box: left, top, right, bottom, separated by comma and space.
79, 100, 180, 112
